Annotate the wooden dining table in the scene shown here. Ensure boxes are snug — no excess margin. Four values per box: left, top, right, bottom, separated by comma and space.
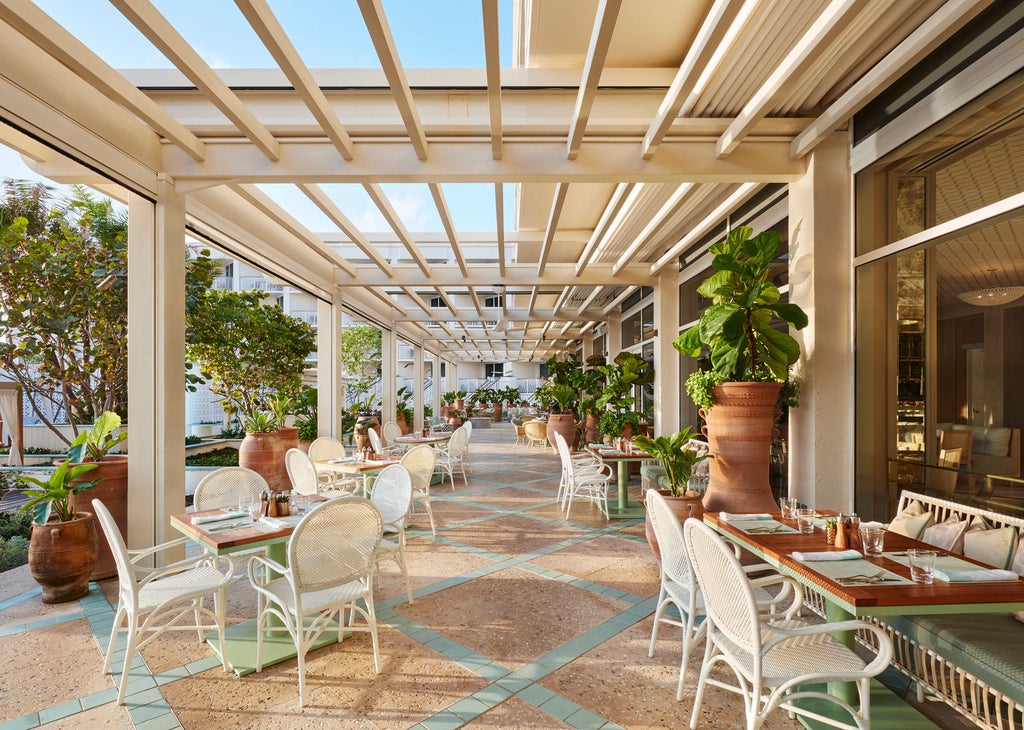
584, 445, 652, 518
170, 505, 334, 675
393, 432, 452, 446
704, 510, 1024, 728
313, 455, 403, 493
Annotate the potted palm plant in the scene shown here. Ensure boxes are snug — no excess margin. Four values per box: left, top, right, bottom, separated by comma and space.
395, 386, 414, 434
21, 431, 101, 603
674, 226, 807, 512
633, 427, 707, 560
596, 352, 653, 442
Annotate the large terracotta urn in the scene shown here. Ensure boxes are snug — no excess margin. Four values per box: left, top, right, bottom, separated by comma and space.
583, 414, 600, 445
29, 513, 99, 603
72, 455, 128, 580
239, 430, 284, 492
546, 413, 577, 454
700, 381, 782, 513
644, 491, 704, 562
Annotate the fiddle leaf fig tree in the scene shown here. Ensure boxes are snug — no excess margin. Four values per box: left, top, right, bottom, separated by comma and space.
674, 226, 807, 403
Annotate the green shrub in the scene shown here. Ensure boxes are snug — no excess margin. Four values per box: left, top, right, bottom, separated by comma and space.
185, 448, 239, 467
0, 511, 33, 572
185, 435, 203, 445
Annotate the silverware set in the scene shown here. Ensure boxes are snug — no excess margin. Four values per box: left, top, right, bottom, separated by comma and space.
836, 571, 901, 585
204, 520, 252, 533
746, 526, 787, 534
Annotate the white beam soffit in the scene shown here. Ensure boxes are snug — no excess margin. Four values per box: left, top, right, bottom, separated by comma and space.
109, 0, 280, 161
0, 0, 205, 162
234, 0, 355, 160
611, 183, 696, 275
297, 183, 394, 277
356, 0, 428, 161
575, 182, 634, 275
481, 0, 503, 160
791, 0, 992, 159
566, 0, 622, 160
602, 285, 638, 316
362, 183, 432, 276
716, 0, 870, 159
428, 183, 469, 277
494, 183, 506, 277
336, 264, 652, 288
537, 182, 568, 276
641, 0, 748, 160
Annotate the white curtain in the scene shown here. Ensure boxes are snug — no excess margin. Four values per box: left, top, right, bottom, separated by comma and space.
0, 388, 22, 466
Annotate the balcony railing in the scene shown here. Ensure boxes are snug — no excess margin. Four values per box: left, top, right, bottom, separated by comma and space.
211, 276, 232, 291
292, 311, 318, 326
239, 276, 284, 293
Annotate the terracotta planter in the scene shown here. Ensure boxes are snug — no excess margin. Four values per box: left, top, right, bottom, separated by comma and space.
239, 431, 284, 493
493, 404, 503, 422
546, 413, 578, 454
700, 381, 782, 513
583, 414, 600, 445
454, 399, 465, 411
277, 426, 300, 487
298, 440, 311, 454
396, 412, 412, 435
72, 455, 127, 580
446, 415, 463, 427
644, 491, 704, 562
29, 513, 99, 603
353, 414, 380, 452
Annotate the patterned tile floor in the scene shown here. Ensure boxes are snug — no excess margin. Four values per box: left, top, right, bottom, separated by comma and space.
0, 425, 966, 729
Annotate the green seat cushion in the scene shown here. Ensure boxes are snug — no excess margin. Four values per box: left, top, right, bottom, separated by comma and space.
883, 612, 1024, 703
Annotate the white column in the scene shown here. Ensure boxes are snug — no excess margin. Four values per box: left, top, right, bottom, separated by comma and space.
412, 343, 424, 430
428, 346, 442, 420
788, 131, 853, 509
127, 179, 185, 557
381, 327, 395, 429
317, 293, 343, 438
653, 270, 680, 435
606, 312, 622, 361
582, 334, 595, 362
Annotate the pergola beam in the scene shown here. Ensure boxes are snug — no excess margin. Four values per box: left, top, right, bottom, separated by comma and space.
363, 183, 432, 276
298, 183, 394, 276
428, 183, 469, 277
235, 0, 355, 160
109, 0, 280, 161
575, 183, 634, 275
481, 0, 503, 160
335, 264, 655, 287
494, 183, 506, 277
566, 0, 622, 160
356, 0, 429, 160
537, 183, 568, 276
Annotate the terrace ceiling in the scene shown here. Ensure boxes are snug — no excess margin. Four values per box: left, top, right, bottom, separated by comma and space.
0, 0, 991, 362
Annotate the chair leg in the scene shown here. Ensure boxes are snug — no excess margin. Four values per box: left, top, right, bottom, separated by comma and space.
689, 641, 715, 729
116, 613, 141, 706
103, 605, 127, 674
397, 548, 413, 605
214, 589, 228, 672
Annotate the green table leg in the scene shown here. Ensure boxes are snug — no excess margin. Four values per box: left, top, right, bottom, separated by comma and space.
605, 459, 645, 519
618, 461, 628, 511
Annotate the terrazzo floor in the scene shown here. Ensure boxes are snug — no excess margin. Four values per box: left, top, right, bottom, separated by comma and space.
0, 424, 966, 729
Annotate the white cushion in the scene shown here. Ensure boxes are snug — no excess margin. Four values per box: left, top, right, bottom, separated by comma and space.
888, 501, 933, 540
963, 526, 1019, 570
1010, 536, 1024, 577
922, 516, 968, 554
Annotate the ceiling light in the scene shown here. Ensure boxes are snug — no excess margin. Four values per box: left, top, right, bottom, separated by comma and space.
958, 287, 1024, 307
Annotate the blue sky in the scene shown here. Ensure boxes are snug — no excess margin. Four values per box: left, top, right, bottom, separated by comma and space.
2, 1, 516, 233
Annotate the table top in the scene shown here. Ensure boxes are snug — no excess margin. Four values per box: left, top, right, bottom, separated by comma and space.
394, 433, 452, 444
704, 511, 1024, 617
584, 445, 652, 462
171, 508, 306, 554
313, 456, 402, 473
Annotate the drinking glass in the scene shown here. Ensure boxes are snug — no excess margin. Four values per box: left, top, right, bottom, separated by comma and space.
795, 508, 816, 534
860, 525, 886, 556
244, 501, 262, 523
779, 497, 797, 520
907, 549, 936, 584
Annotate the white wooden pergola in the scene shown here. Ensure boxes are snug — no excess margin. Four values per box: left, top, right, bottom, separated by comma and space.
0, 0, 991, 547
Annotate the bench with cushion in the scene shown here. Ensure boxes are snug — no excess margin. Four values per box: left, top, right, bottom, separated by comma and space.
937, 423, 1021, 478
872, 491, 1024, 729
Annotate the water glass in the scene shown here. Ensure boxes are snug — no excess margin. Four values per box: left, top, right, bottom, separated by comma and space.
860, 525, 886, 556
244, 501, 262, 523
795, 508, 816, 534
907, 549, 937, 584
779, 497, 798, 520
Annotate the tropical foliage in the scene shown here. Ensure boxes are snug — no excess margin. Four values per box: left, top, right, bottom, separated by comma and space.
632, 427, 706, 497
339, 324, 382, 403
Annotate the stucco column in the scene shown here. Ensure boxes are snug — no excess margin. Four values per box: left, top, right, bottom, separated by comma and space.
788, 131, 853, 509
606, 312, 622, 360
380, 327, 395, 431
127, 179, 185, 559
412, 342, 424, 430
581, 334, 595, 362
317, 292, 343, 438
653, 270, 680, 435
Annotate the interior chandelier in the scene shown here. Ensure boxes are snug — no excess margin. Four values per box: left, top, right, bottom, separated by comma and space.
958, 286, 1024, 307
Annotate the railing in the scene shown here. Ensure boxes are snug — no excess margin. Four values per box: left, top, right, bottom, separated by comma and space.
211, 276, 233, 291
239, 276, 284, 293
292, 311, 318, 326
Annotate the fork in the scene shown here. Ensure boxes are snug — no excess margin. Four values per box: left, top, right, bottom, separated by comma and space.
205, 520, 251, 533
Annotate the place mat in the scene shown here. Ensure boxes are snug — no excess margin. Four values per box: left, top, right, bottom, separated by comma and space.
794, 556, 913, 585
731, 518, 799, 535
328, 457, 355, 464
883, 551, 978, 572
255, 515, 302, 532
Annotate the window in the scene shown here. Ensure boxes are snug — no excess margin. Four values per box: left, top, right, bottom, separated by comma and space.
484, 294, 504, 308
429, 296, 445, 308
485, 363, 504, 378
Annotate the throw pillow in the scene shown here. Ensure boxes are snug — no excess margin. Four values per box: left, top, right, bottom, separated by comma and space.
888, 501, 933, 539
1010, 534, 1024, 576
922, 516, 968, 553
963, 526, 1019, 569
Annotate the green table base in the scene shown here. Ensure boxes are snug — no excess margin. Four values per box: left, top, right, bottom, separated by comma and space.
207, 617, 344, 676
791, 680, 939, 729
606, 499, 646, 519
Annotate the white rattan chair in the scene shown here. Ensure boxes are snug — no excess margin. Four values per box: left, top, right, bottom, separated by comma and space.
553, 431, 612, 519
645, 490, 802, 701
381, 420, 408, 456
247, 496, 384, 707
401, 444, 437, 535
368, 464, 414, 604
462, 419, 473, 466
193, 467, 267, 511
368, 427, 383, 455
682, 519, 894, 730
434, 426, 469, 488
307, 437, 360, 493
552, 431, 608, 510
93, 498, 233, 705
288, 447, 358, 497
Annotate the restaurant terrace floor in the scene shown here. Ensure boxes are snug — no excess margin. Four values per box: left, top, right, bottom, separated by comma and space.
0, 424, 969, 729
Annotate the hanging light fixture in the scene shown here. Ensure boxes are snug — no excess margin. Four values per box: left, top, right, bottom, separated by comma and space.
958, 286, 1024, 307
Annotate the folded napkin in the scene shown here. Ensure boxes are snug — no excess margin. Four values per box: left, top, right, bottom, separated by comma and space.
859, 521, 884, 530
935, 568, 1020, 583
329, 457, 354, 464
259, 516, 290, 530
192, 510, 246, 525
719, 512, 773, 522
792, 549, 862, 561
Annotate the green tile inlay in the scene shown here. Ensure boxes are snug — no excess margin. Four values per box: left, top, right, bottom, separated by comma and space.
495, 674, 532, 694
516, 662, 552, 681
516, 682, 557, 706
133, 712, 183, 730
80, 687, 119, 710
473, 662, 511, 681
0, 587, 41, 611
419, 710, 466, 729
0, 713, 40, 730
471, 684, 513, 706
153, 666, 191, 684
565, 707, 609, 729
447, 695, 490, 720
538, 695, 582, 720
37, 699, 82, 725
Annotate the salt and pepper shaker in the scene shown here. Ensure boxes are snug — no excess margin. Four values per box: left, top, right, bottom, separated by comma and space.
259, 489, 269, 518
834, 517, 849, 549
